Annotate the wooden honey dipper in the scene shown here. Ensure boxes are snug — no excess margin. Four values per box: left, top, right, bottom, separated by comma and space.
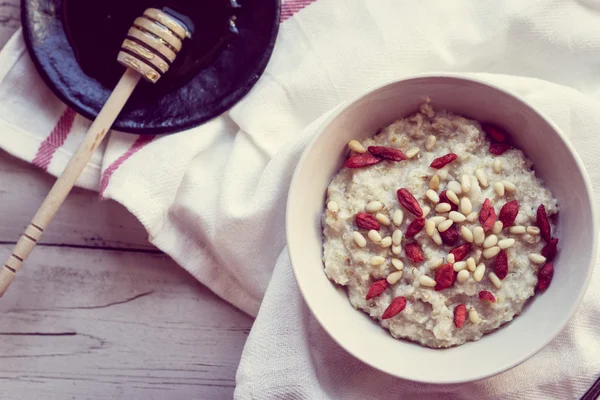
0, 8, 190, 297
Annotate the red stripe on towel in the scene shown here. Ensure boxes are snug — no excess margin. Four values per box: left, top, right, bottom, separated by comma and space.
281, 0, 317, 22
99, 135, 155, 196
32, 108, 77, 171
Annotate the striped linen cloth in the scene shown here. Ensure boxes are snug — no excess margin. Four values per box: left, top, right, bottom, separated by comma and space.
1, 0, 600, 398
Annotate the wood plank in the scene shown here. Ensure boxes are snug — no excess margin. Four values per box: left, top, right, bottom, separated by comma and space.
0, 244, 253, 399
0, 150, 155, 250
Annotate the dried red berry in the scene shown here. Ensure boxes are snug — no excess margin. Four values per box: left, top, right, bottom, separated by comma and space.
482, 123, 507, 143
450, 243, 472, 262
479, 198, 492, 225
382, 296, 407, 319
536, 263, 554, 292
439, 190, 459, 211
430, 153, 458, 169
479, 290, 496, 302
355, 212, 381, 230
405, 218, 426, 238
434, 264, 456, 291
489, 142, 511, 155
397, 188, 423, 217
536, 204, 552, 242
499, 200, 519, 227
345, 153, 382, 168
405, 242, 424, 263
439, 224, 459, 245
479, 198, 497, 232
495, 249, 508, 280
366, 279, 388, 300
454, 304, 467, 328
541, 238, 559, 261
368, 146, 407, 162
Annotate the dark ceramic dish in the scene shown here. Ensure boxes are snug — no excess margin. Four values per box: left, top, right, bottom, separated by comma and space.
22, 0, 280, 134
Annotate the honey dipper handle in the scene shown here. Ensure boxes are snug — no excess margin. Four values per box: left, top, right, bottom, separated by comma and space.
0, 68, 142, 297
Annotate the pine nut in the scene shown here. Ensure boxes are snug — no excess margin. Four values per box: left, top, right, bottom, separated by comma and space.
529, 253, 547, 264
447, 253, 456, 264
392, 245, 402, 255
494, 182, 505, 197
430, 258, 444, 269
426, 189, 440, 204
422, 206, 431, 217
492, 221, 503, 234
466, 211, 478, 222
474, 249, 483, 263
393, 209, 404, 226
437, 168, 448, 180
449, 211, 466, 223
380, 236, 392, 248
447, 181, 462, 195
348, 140, 367, 153
493, 159, 503, 173
425, 220, 436, 236
376, 213, 391, 226
419, 275, 436, 287
502, 180, 516, 193
327, 201, 339, 212
366, 201, 384, 213
431, 229, 443, 245
446, 190, 460, 205
483, 246, 500, 259
392, 229, 403, 246
429, 175, 440, 190
453, 261, 467, 272
473, 226, 485, 245
391, 258, 404, 270
460, 197, 473, 215
461, 226, 474, 243
387, 270, 403, 284
498, 238, 515, 249
371, 256, 386, 266
466, 257, 476, 272
474, 263, 486, 282
475, 168, 488, 188
353, 231, 367, 247
469, 308, 480, 323
438, 219, 454, 232
368, 230, 382, 242
406, 147, 420, 158
526, 226, 540, 235
489, 272, 502, 289
425, 135, 437, 151
461, 174, 472, 193
483, 234, 498, 249
457, 269, 470, 283
509, 226, 526, 234
429, 216, 447, 226
435, 203, 452, 213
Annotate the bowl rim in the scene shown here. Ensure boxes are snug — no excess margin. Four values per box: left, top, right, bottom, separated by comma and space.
286, 72, 598, 384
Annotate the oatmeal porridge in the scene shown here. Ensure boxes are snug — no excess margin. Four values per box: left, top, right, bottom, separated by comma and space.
322, 103, 558, 348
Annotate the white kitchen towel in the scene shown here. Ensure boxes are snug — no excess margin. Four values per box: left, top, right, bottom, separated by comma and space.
1, 0, 600, 398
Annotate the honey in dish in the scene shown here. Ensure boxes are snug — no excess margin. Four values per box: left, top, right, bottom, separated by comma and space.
63, 0, 240, 92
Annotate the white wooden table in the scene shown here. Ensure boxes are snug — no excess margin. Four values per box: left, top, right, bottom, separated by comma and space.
0, 2, 253, 399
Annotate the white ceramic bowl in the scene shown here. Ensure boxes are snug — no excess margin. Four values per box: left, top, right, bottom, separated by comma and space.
286, 74, 597, 384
